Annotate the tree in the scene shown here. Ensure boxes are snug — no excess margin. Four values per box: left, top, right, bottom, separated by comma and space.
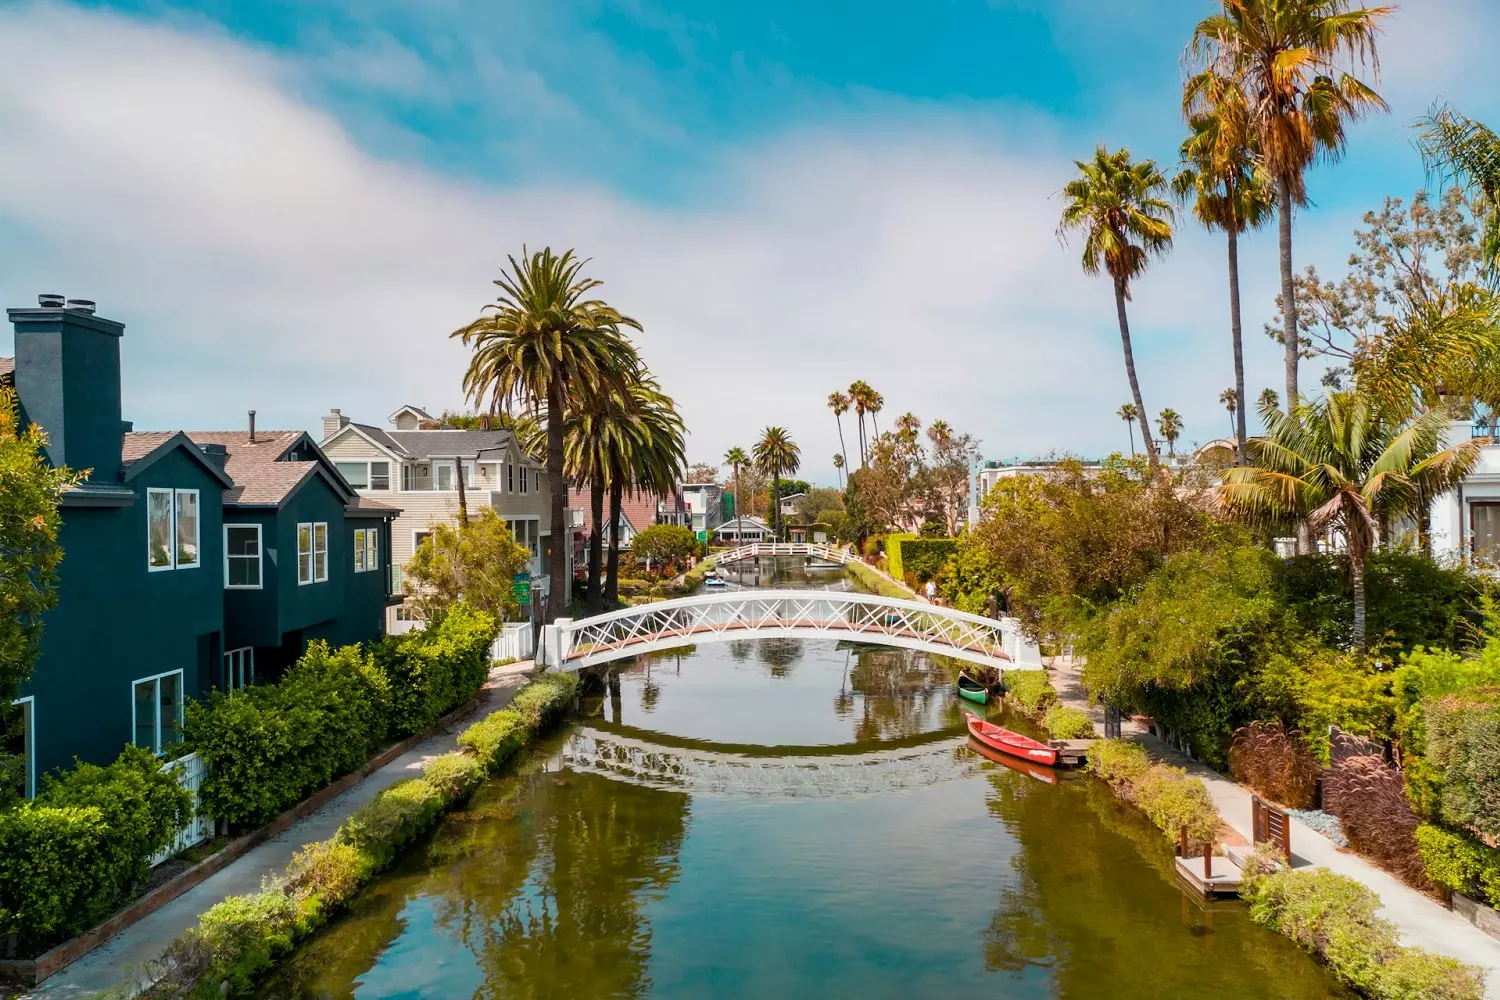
0, 387, 83, 801
926, 418, 980, 535
1417, 103, 1500, 277
833, 452, 846, 487
1191, 0, 1392, 415
1157, 408, 1183, 457
1259, 388, 1280, 410
1059, 147, 1175, 476
1219, 392, 1479, 647
753, 427, 801, 540
1177, 71, 1274, 459
605, 380, 685, 605
723, 446, 749, 528
685, 461, 720, 484
1118, 403, 1139, 455
848, 380, 876, 467
828, 391, 851, 480
1219, 387, 1239, 441
631, 524, 698, 578
452, 247, 641, 620
405, 508, 534, 623
794, 486, 845, 525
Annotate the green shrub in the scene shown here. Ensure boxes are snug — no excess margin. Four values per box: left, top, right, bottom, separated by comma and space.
1042, 704, 1094, 739
1423, 691, 1500, 838
884, 533, 916, 583
189, 641, 391, 827
337, 779, 444, 866
284, 839, 371, 912
421, 751, 484, 800
508, 672, 578, 729
374, 603, 498, 737
1415, 824, 1500, 908
458, 709, 526, 767
1134, 763, 1219, 845
845, 560, 914, 599
0, 744, 193, 952
194, 886, 301, 995
1005, 670, 1057, 716
901, 538, 957, 583
1088, 738, 1150, 784
1377, 948, 1488, 1000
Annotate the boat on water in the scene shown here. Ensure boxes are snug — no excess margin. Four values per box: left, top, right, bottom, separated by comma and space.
967, 736, 1057, 784
956, 674, 989, 705
702, 572, 727, 588
964, 716, 1059, 767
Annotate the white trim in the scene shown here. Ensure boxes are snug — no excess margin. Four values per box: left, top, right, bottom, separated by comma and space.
412, 529, 433, 554
223, 523, 263, 589
11, 696, 34, 800
297, 522, 329, 585
146, 487, 175, 571
320, 422, 407, 461
131, 669, 185, 755
223, 647, 253, 691
314, 522, 328, 582
174, 489, 201, 569
354, 526, 379, 572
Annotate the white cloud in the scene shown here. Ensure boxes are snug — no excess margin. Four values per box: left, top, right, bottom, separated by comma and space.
0, 1, 1479, 481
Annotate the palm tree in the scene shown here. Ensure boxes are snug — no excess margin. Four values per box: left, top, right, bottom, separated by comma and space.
1259, 388, 1280, 411
867, 388, 885, 438
1417, 103, 1500, 276
833, 452, 846, 487
1219, 393, 1478, 647
1156, 409, 1183, 458
1190, 0, 1392, 415
453, 247, 641, 619
605, 381, 685, 604
1117, 403, 1139, 456
1176, 73, 1274, 461
724, 446, 749, 537
828, 391, 851, 476
1219, 387, 1240, 442
754, 427, 801, 541
1059, 147, 1175, 475
848, 380, 874, 467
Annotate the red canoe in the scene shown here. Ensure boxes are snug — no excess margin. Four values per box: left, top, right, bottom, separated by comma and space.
965, 716, 1059, 767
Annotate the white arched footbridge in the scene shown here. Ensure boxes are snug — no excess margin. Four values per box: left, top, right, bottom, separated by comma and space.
710, 542, 853, 566
536, 590, 1041, 672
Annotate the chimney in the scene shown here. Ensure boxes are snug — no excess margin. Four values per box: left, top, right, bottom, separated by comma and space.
321, 407, 350, 443
248, 410, 256, 444
198, 442, 229, 471
8, 295, 124, 482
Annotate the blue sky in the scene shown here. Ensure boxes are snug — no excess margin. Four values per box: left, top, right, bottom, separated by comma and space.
2, 0, 1498, 477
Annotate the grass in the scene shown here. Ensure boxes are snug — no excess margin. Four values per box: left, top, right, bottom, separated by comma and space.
845, 560, 915, 599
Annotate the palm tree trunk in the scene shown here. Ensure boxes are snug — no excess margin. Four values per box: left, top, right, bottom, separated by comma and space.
1114, 277, 1159, 475
605, 479, 624, 605
1228, 225, 1249, 463
587, 479, 604, 614
1277, 175, 1298, 415
1127, 422, 1136, 456
734, 464, 742, 536
546, 375, 568, 620
835, 416, 848, 481
857, 415, 866, 468
772, 472, 782, 539
1351, 551, 1368, 650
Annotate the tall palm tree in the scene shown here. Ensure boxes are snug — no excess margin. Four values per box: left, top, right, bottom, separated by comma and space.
1417, 103, 1500, 276
724, 446, 749, 537
1059, 147, 1175, 475
754, 427, 801, 541
1190, 0, 1392, 415
1157, 408, 1184, 457
1259, 388, 1280, 411
867, 388, 885, 438
848, 380, 873, 467
828, 391, 851, 476
1219, 387, 1240, 441
833, 452, 846, 487
1176, 73, 1274, 461
1219, 393, 1478, 647
605, 381, 685, 605
1117, 403, 1139, 456
453, 247, 641, 619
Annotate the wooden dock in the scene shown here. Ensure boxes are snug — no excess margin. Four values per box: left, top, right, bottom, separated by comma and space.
1174, 853, 1243, 898
1049, 738, 1093, 768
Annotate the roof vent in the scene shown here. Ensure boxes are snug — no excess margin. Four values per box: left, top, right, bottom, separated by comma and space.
65, 299, 96, 314
37, 293, 65, 307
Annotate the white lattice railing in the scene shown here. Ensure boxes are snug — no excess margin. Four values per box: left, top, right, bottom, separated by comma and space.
709, 542, 853, 566
151, 751, 213, 866
537, 590, 1040, 672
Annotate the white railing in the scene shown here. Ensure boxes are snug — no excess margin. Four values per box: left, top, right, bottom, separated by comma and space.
537, 590, 1040, 672
710, 542, 853, 566
151, 751, 212, 866
494, 621, 535, 662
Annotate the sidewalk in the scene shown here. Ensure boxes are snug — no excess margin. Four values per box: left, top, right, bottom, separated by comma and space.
29, 662, 535, 998
1048, 656, 1500, 998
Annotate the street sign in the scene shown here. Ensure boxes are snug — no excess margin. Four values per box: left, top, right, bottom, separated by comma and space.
513, 573, 531, 604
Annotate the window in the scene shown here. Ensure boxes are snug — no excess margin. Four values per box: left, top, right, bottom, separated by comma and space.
298, 522, 329, 584
534, 470, 540, 492
413, 530, 432, 553
370, 461, 390, 491
434, 461, 454, 491
462, 461, 476, 489
1473, 503, 1500, 562
520, 465, 528, 494
6, 697, 34, 800
223, 648, 253, 691
224, 524, 262, 588
354, 527, 378, 572
402, 464, 415, 491
132, 671, 183, 754
148, 488, 200, 570
507, 463, 514, 493
336, 461, 369, 488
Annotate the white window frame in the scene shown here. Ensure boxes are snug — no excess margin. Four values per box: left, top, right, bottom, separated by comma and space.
413, 529, 432, 554
223, 523, 263, 590
131, 669, 184, 755
354, 527, 379, 573
462, 461, 476, 489
433, 461, 455, 492
223, 647, 253, 691
313, 522, 328, 582
147, 487, 175, 571
507, 463, 514, 493
11, 696, 34, 800
520, 465, 528, 494
335, 460, 372, 489
297, 522, 330, 585
174, 489, 200, 569
370, 460, 391, 491
534, 470, 540, 493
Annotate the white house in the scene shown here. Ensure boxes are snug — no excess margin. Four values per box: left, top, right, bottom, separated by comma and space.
682, 482, 724, 541
715, 516, 775, 544
1429, 418, 1500, 562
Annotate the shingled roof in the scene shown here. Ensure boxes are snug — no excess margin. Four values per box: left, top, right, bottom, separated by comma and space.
344, 422, 539, 465
0, 357, 13, 384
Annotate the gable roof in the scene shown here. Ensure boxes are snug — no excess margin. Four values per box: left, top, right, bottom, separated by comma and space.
388, 404, 433, 423
180, 430, 355, 507
0, 357, 12, 385
382, 427, 536, 464
715, 515, 772, 534
120, 431, 235, 488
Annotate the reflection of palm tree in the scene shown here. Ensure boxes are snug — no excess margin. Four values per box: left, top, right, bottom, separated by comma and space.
757, 637, 801, 678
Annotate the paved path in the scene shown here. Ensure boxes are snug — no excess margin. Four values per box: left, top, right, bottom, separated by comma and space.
1048, 655, 1500, 997
30, 662, 535, 998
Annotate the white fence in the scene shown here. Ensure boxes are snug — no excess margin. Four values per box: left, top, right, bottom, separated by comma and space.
389, 614, 534, 662
151, 751, 212, 867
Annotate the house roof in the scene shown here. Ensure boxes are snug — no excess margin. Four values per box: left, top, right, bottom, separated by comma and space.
345, 495, 400, 517
568, 486, 684, 535
388, 404, 433, 423
0, 357, 13, 384
119, 429, 356, 508
120, 431, 236, 488
339, 422, 537, 465
715, 515, 772, 534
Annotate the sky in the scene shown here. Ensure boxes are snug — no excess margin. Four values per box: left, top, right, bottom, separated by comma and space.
0, 0, 1497, 483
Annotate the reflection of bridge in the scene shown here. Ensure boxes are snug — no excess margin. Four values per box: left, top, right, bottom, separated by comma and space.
537, 590, 1041, 671
709, 542, 853, 566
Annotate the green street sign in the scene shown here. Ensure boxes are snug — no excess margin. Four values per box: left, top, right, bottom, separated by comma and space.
513, 573, 531, 603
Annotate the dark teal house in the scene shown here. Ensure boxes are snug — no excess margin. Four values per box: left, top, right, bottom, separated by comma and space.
3, 297, 398, 795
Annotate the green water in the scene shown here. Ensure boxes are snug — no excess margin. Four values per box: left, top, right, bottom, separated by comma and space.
257, 562, 1347, 999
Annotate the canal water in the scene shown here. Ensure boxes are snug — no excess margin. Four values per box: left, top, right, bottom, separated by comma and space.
256, 560, 1347, 999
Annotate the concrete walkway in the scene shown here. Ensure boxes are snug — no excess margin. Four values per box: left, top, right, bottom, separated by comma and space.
29, 662, 535, 998
1048, 656, 1500, 997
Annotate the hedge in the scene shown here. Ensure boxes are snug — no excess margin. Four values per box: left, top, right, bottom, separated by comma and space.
0, 745, 192, 953
1423, 691, 1500, 839
1415, 824, 1500, 908
1005, 670, 1058, 717
1087, 738, 1218, 846
1241, 853, 1485, 999
115, 672, 579, 999
900, 538, 958, 584
845, 559, 914, 600
883, 533, 917, 583
1042, 704, 1094, 739
373, 603, 499, 737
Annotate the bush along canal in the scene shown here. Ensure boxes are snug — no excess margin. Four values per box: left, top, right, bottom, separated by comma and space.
246, 606, 1351, 998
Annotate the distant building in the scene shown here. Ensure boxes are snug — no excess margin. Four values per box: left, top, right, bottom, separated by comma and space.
567, 486, 689, 574
681, 482, 725, 541
715, 515, 775, 544
1429, 418, 1500, 562
778, 491, 806, 519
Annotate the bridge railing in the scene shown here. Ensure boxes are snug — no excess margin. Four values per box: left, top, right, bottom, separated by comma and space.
537, 590, 1041, 671
710, 542, 852, 566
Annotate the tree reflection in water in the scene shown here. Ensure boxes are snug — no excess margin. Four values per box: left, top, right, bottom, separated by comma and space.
839, 645, 965, 743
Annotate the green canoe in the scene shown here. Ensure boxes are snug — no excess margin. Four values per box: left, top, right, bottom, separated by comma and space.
957, 674, 989, 705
